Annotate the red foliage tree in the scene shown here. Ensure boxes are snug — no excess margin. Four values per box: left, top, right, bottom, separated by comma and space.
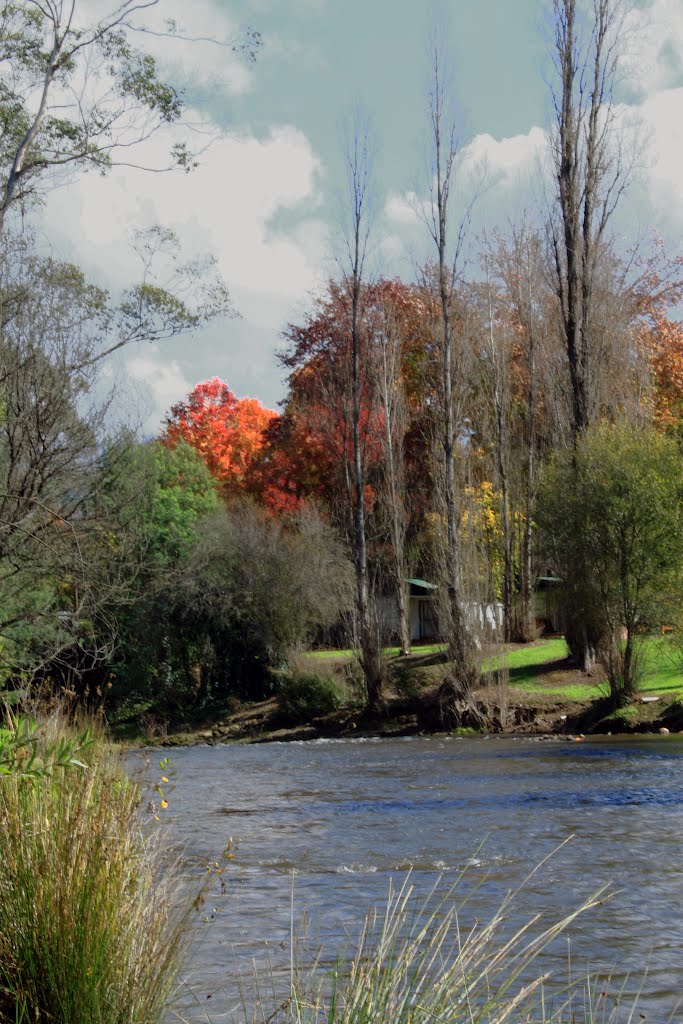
273, 279, 434, 516
163, 378, 278, 498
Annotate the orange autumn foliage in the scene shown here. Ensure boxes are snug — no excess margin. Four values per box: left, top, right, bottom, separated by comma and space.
632, 240, 683, 430
275, 278, 435, 516
163, 378, 278, 497
639, 308, 683, 429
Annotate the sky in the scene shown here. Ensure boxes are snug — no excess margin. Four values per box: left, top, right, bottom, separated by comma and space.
34, 0, 683, 433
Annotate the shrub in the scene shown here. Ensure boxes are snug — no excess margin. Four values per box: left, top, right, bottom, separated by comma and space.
537, 423, 683, 699
277, 672, 343, 723
0, 712, 92, 779
392, 663, 431, 701
0, 717, 189, 1024
339, 660, 368, 707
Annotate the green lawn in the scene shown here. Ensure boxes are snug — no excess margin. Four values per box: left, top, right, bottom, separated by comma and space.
488, 635, 683, 701
634, 637, 683, 697
306, 643, 446, 661
512, 679, 603, 701
483, 638, 569, 674
306, 635, 683, 703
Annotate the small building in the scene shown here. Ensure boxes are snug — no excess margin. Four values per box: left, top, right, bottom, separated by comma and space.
382, 576, 564, 645
406, 578, 439, 641
382, 579, 503, 643
378, 578, 440, 643
530, 576, 566, 632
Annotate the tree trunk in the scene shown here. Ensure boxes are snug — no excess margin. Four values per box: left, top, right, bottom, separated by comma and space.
522, 253, 537, 641
551, 0, 625, 441
427, 39, 479, 702
345, 118, 383, 713
380, 336, 411, 656
396, 580, 411, 656
486, 264, 513, 643
551, 0, 627, 667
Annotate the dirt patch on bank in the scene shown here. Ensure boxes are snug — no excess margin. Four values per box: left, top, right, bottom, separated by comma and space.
142, 645, 683, 747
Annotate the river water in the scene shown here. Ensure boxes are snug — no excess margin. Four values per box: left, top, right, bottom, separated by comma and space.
138, 734, 683, 1022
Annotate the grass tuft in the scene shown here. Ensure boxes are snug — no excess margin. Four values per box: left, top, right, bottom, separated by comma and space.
0, 714, 189, 1024
246, 853, 634, 1024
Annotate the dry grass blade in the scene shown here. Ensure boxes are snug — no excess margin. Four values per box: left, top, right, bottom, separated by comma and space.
279, 863, 626, 1024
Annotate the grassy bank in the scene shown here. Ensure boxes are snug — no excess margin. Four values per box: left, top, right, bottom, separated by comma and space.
310, 634, 683, 700
0, 712, 189, 1024
136, 634, 683, 746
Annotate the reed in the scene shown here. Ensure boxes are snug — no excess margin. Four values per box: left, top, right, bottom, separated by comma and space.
0, 714, 189, 1024
238, 858, 636, 1024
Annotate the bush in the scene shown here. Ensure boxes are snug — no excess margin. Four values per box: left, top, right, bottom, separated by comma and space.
392, 663, 431, 701
537, 422, 683, 699
277, 672, 343, 723
0, 716, 189, 1024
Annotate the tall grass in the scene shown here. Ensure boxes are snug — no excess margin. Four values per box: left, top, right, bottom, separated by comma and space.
285, 877, 609, 1024
0, 714, 189, 1024
232, 853, 639, 1024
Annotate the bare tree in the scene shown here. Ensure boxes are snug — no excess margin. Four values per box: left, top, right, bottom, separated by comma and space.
374, 285, 412, 655
340, 115, 384, 711
488, 226, 554, 641
419, 36, 479, 703
547, 0, 634, 668
549, 0, 630, 439
482, 247, 514, 642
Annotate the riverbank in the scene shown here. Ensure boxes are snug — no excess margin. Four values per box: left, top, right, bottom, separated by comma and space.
133, 636, 683, 746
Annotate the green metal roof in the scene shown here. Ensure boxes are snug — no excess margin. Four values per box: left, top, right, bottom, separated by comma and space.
405, 577, 437, 591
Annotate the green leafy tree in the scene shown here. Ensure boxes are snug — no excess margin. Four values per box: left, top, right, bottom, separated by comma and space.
0, 0, 260, 233
538, 423, 683, 701
121, 500, 356, 716
104, 439, 219, 706
0, 235, 229, 690
145, 440, 220, 563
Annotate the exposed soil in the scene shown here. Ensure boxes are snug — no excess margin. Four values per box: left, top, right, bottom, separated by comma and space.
143, 644, 683, 747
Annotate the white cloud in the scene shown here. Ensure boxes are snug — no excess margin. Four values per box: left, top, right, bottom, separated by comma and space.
623, 0, 683, 98
378, 234, 409, 262
387, 127, 549, 241
385, 192, 421, 225
76, 0, 255, 97
458, 126, 549, 196
41, 121, 325, 293
634, 86, 683, 234
38, 120, 328, 427
126, 351, 191, 432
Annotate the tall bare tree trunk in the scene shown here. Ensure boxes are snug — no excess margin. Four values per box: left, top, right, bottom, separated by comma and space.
422, 38, 479, 703
384, 399, 411, 657
377, 298, 411, 655
487, 226, 547, 643
550, 0, 627, 441
484, 256, 513, 642
343, 117, 383, 712
522, 252, 537, 641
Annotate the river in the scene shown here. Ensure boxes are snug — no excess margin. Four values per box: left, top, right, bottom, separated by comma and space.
138, 734, 683, 1022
